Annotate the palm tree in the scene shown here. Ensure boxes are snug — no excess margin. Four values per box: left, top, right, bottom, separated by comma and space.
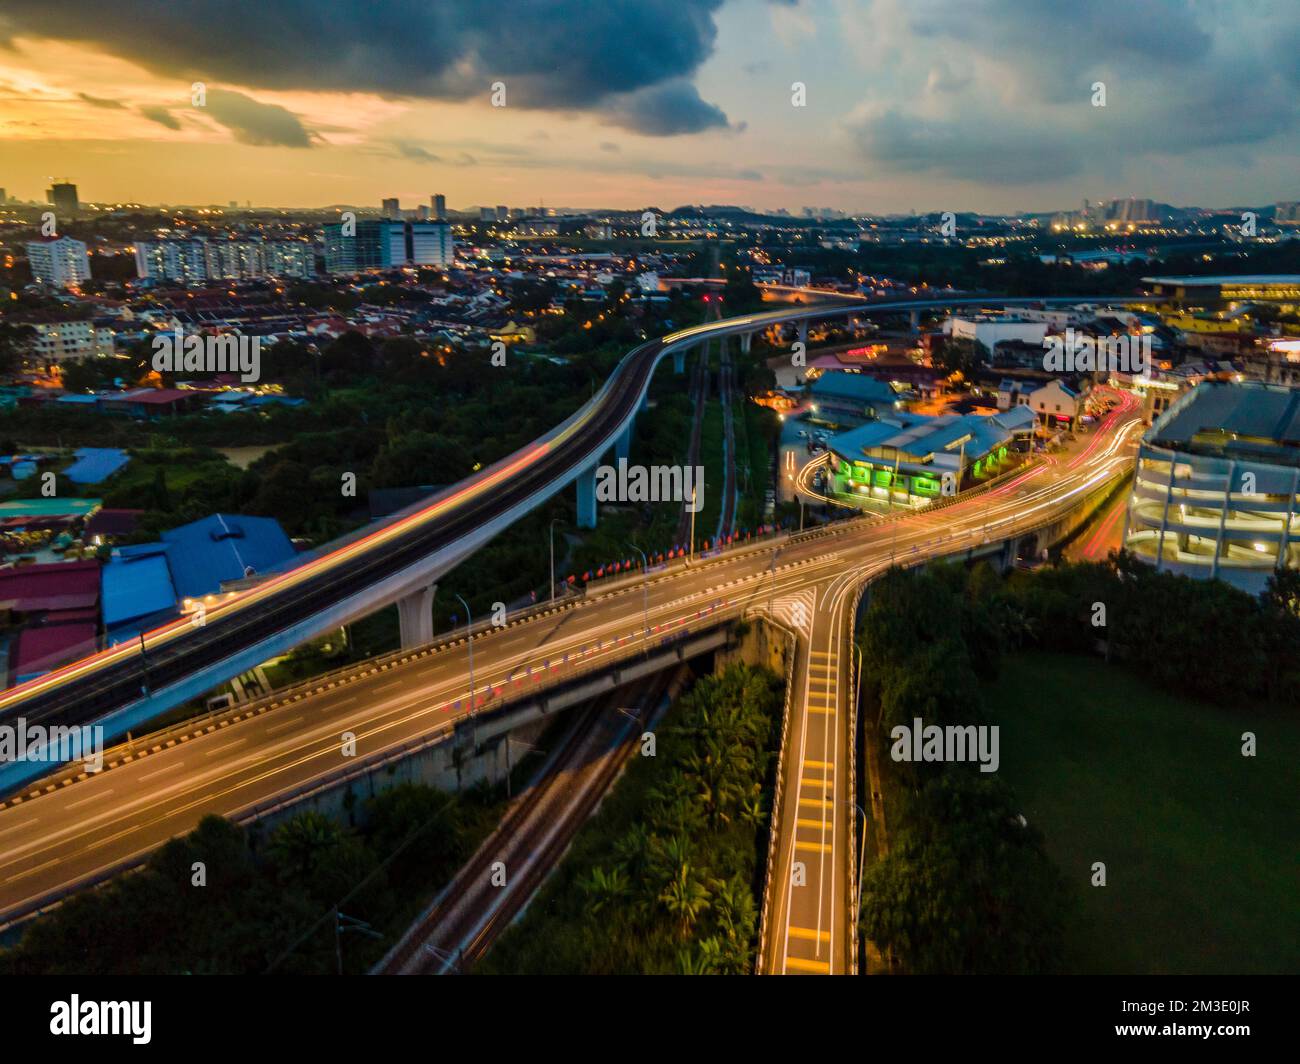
710, 874, 757, 948
612, 824, 649, 876
269, 811, 341, 879
647, 833, 692, 880
578, 866, 631, 915
659, 862, 711, 938
740, 788, 767, 828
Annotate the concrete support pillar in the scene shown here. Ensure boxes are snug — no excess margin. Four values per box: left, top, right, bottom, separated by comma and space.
1210, 462, 1234, 580
740, 332, 753, 354
993, 538, 1014, 574
1155, 458, 1176, 573
673, 348, 686, 374
397, 583, 437, 649
576, 462, 599, 529
909, 309, 920, 334
1277, 468, 1299, 569
797, 321, 808, 348
615, 421, 633, 462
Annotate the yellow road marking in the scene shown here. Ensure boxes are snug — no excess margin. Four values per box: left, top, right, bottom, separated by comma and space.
789, 926, 831, 943
795, 840, 832, 854
786, 956, 831, 973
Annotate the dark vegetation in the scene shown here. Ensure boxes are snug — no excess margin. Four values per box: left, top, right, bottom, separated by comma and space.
481, 664, 783, 974
858, 556, 1300, 974
0, 784, 502, 975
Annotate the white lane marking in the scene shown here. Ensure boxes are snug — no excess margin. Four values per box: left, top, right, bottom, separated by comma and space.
66, 790, 112, 811
139, 763, 184, 782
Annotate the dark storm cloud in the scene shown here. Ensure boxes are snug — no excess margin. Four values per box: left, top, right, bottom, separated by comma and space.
139, 104, 182, 130
907, 0, 1211, 66
849, 0, 1299, 181
846, 108, 1083, 184
2, 0, 732, 130
599, 79, 730, 136
201, 88, 314, 147
394, 141, 440, 162
77, 92, 123, 108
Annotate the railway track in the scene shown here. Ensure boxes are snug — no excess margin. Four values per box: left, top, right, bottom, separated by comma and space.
376, 670, 678, 974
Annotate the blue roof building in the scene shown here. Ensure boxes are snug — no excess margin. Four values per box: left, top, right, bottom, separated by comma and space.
102, 546, 178, 644
827, 406, 1035, 507
808, 372, 903, 419
65, 447, 130, 485
161, 513, 296, 600
101, 513, 296, 641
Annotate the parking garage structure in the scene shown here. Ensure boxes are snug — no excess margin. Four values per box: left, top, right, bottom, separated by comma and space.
1123, 381, 1300, 593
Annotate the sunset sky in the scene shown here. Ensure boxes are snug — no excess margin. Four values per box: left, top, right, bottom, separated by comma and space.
1, 0, 1297, 214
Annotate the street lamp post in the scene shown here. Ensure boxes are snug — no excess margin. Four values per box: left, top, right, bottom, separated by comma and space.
843, 801, 869, 919
627, 543, 650, 645
688, 486, 697, 562
767, 546, 782, 618
548, 517, 562, 603
454, 593, 475, 714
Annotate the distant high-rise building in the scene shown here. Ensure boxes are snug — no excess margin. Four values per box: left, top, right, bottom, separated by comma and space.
26, 236, 91, 289
409, 221, 455, 267
1106, 197, 1157, 223
480, 207, 497, 223
46, 182, 79, 217
432, 193, 446, 221
324, 220, 453, 273
134, 238, 314, 283
381, 197, 401, 220
496, 205, 508, 222
416, 204, 431, 220
229, 200, 238, 209
28, 320, 114, 364
134, 239, 209, 284
325, 220, 395, 273
1275, 202, 1300, 224
0, 189, 7, 205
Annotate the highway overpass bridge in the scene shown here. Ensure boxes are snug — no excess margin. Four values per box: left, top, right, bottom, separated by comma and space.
0, 392, 1142, 953
0, 293, 1153, 796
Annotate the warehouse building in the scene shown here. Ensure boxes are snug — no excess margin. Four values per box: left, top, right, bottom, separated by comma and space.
825, 405, 1036, 508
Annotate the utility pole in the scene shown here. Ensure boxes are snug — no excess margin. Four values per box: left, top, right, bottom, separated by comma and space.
455, 593, 475, 714
138, 632, 152, 697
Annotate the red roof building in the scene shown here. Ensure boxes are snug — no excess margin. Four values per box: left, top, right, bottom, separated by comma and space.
0, 560, 100, 616
10, 622, 98, 682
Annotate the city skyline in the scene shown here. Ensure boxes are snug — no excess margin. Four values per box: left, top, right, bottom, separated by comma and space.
2, 0, 1298, 214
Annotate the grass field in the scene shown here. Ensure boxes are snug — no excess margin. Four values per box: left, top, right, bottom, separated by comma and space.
987, 652, 1299, 974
